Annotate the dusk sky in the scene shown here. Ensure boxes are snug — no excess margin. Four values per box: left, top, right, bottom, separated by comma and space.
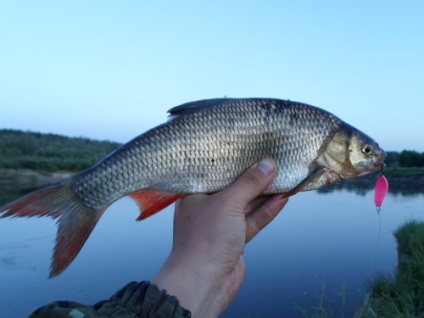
1, 1, 423, 151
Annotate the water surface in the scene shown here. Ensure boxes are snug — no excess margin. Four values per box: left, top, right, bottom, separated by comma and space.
0, 186, 423, 317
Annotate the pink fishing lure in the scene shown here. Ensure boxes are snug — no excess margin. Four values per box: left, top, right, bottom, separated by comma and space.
374, 175, 389, 210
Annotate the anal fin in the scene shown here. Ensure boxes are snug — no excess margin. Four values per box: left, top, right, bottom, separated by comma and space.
129, 190, 182, 221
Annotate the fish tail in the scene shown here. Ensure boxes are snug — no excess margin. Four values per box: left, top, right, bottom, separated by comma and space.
0, 182, 105, 278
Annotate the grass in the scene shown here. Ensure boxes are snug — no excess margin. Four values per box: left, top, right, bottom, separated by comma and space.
296, 284, 350, 318
357, 220, 424, 318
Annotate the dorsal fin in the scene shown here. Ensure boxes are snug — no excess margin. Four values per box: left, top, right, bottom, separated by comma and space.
168, 98, 230, 117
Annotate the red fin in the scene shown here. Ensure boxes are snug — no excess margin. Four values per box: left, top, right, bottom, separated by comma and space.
0, 183, 104, 278
52, 206, 105, 278
129, 190, 182, 221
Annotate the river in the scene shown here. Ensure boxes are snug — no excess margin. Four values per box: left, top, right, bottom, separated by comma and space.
0, 183, 423, 317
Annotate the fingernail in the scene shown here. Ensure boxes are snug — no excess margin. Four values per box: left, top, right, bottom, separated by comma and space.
255, 159, 274, 176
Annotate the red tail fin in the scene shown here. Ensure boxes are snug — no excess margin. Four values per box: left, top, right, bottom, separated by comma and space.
0, 183, 104, 278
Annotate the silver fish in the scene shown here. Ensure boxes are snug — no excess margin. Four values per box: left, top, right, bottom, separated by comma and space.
0, 98, 386, 276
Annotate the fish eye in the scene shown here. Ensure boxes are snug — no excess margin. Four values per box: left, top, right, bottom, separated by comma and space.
362, 144, 373, 155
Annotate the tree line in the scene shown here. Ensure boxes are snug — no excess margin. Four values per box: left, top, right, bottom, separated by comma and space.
0, 129, 121, 172
0, 129, 422, 172
386, 151, 424, 168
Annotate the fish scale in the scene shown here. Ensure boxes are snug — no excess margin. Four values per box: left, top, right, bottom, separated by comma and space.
0, 97, 386, 277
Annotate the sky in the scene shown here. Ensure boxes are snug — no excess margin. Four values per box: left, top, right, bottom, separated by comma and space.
0, 1, 423, 152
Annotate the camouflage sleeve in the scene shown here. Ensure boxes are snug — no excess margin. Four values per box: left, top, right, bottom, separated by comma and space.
29, 281, 192, 318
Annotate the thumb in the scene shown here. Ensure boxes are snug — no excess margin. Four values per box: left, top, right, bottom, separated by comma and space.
224, 159, 277, 206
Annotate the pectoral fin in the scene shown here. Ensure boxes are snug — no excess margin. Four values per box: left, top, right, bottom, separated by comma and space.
281, 167, 329, 199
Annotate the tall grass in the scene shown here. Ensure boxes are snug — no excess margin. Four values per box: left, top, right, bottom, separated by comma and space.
358, 221, 424, 317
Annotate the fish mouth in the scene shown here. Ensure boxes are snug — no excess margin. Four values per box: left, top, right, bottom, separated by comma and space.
374, 151, 387, 169
348, 151, 387, 178
371, 151, 387, 173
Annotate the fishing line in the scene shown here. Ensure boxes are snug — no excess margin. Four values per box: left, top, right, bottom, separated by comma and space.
374, 208, 382, 271
374, 170, 389, 271
373, 167, 388, 270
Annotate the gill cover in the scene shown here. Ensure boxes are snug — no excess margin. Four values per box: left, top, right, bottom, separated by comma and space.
320, 127, 351, 175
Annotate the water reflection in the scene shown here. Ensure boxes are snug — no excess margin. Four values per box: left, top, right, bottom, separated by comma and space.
318, 175, 424, 198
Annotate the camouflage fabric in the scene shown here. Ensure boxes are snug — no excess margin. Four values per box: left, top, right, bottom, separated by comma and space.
30, 281, 191, 318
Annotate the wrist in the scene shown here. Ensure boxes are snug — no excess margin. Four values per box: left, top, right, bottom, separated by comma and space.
152, 251, 228, 318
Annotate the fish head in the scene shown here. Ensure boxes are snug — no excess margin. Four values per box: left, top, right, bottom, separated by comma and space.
346, 129, 386, 176
319, 124, 386, 179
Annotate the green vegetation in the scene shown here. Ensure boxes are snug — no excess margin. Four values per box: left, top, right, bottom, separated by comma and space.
0, 129, 121, 172
386, 150, 424, 168
383, 167, 424, 178
359, 221, 424, 317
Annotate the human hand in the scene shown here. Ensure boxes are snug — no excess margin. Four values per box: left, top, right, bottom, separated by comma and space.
152, 159, 289, 317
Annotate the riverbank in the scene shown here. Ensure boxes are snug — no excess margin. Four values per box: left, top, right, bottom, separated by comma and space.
0, 169, 73, 187
349, 167, 424, 185
300, 221, 424, 318
384, 167, 424, 187
358, 221, 424, 317
0, 169, 74, 204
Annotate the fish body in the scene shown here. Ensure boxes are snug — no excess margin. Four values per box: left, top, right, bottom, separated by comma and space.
0, 98, 386, 276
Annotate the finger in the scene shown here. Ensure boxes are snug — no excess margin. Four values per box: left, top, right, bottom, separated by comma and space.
246, 195, 274, 214
223, 159, 277, 208
246, 196, 288, 243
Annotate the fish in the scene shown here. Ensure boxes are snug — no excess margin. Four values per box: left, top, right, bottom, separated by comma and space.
0, 98, 386, 277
